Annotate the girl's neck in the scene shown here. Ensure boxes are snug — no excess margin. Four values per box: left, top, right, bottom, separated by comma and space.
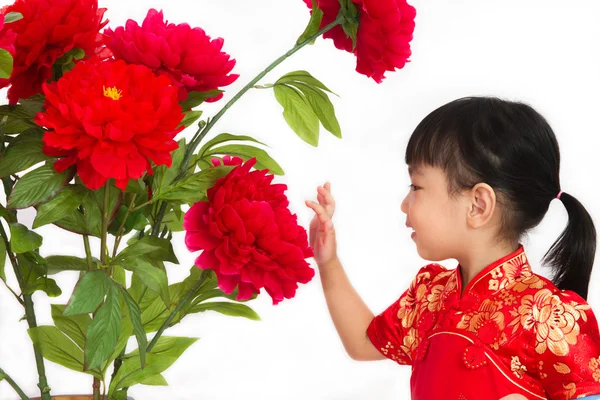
457, 241, 520, 293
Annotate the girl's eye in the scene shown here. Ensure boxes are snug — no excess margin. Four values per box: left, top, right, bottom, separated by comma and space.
408, 184, 420, 191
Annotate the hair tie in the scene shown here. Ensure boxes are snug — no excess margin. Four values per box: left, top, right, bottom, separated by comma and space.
556, 190, 563, 200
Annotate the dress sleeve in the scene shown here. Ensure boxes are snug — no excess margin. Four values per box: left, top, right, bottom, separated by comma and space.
534, 290, 600, 399
366, 263, 443, 365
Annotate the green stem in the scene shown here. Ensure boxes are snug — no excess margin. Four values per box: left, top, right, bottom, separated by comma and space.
100, 182, 110, 265
0, 221, 51, 400
83, 234, 93, 271
146, 270, 210, 352
0, 366, 30, 400
112, 193, 138, 258
93, 182, 112, 400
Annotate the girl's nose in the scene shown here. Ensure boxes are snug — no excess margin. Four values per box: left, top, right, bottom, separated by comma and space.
400, 193, 409, 214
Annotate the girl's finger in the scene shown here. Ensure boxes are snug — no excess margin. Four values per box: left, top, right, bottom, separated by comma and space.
317, 193, 325, 205
305, 200, 330, 225
318, 185, 335, 208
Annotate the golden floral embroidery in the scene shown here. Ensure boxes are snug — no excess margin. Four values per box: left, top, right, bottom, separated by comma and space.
511, 356, 527, 379
507, 275, 545, 292
553, 362, 571, 374
499, 291, 517, 307
427, 285, 445, 312
432, 269, 454, 283
397, 282, 428, 328
538, 361, 548, 380
399, 327, 420, 361
508, 288, 583, 356
571, 301, 591, 322
457, 299, 505, 349
491, 267, 504, 279
488, 252, 536, 292
589, 356, 600, 382
563, 382, 576, 398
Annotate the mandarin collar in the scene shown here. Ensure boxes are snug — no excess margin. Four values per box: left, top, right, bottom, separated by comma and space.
454, 244, 532, 299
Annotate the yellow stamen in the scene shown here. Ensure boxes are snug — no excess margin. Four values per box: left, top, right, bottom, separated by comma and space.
103, 86, 122, 100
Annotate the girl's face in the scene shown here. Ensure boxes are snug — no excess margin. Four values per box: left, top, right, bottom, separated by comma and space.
401, 164, 466, 262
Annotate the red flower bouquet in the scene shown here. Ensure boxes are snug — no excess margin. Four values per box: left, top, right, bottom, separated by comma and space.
0, 0, 415, 399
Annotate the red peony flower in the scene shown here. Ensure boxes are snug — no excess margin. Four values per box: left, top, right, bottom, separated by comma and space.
0, 11, 17, 57
0, 0, 108, 104
303, 0, 416, 83
34, 57, 184, 190
104, 9, 238, 103
183, 157, 315, 305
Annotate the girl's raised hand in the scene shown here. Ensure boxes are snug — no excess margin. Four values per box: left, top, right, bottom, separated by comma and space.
305, 182, 337, 267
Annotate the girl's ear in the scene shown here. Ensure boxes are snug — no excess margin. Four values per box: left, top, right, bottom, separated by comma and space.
466, 182, 497, 229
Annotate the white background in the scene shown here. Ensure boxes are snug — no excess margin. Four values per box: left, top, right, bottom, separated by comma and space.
1, 1, 600, 399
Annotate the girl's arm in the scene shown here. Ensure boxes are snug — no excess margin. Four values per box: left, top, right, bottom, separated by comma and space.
319, 257, 385, 361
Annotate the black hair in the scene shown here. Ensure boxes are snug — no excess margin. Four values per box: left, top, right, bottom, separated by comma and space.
405, 96, 597, 300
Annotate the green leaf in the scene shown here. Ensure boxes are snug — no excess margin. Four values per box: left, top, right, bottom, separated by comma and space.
188, 302, 261, 321
153, 139, 186, 195
28, 326, 102, 379
162, 209, 183, 232
114, 236, 178, 265
18, 95, 46, 116
294, 83, 341, 138
204, 144, 284, 175
0, 105, 37, 120
118, 286, 147, 368
155, 165, 234, 203
54, 209, 90, 236
0, 239, 6, 281
33, 185, 88, 228
85, 285, 122, 370
0, 203, 17, 223
180, 90, 223, 110
179, 110, 203, 128
7, 163, 71, 209
273, 84, 320, 146
9, 222, 42, 253
4, 12, 23, 24
0, 131, 49, 178
109, 336, 197, 395
297, 0, 324, 45
118, 257, 170, 307
198, 133, 268, 159
45, 255, 90, 275
277, 70, 337, 95
339, 0, 359, 51
52, 48, 85, 80
64, 270, 109, 316
17, 253, 61, 297
83, 184, 121, 237
0, 49, 12, 79
113, 265, 126, 287
139, 374, 168, 386
51, 304, 92, 350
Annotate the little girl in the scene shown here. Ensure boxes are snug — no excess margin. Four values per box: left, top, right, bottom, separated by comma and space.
305, 97, 600, 400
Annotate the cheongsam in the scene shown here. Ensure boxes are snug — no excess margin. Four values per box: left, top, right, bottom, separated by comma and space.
367, 245, 600, 399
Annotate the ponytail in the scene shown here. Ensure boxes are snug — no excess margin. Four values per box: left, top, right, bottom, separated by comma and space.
542, 192, 597, 300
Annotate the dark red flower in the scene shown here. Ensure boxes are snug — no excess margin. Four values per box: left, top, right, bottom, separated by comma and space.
183, 157, 314, 305
104, 9, 238, 103
34, 57, 184, 190
0, 0, 108, 104
304, 0, 416, 83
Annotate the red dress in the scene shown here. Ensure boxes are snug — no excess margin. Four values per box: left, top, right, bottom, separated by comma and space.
367, 245, 600, 399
